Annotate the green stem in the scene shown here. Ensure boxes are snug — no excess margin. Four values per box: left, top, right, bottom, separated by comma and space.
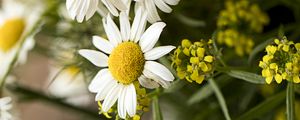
208, 78, 231, 120
7, 84, 107, 120
287, 82, 295, 120
152, 93, 163, 120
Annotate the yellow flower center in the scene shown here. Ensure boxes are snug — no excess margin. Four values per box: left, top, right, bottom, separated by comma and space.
108, 42, 145, 84
66, 66, 80, 76
0, 18, 25, 52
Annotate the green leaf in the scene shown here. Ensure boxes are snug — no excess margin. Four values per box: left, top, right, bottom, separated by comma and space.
236, 91, 286, 120
152, 96, 163, 120
208, 78, 231, 120
188, 75, 232, 105
248, 38, 273, 64
225, 70, 265, 84
287, 82, 295, 120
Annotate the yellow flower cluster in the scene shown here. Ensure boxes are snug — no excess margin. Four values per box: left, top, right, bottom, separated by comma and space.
216, 0, 269, 56
217, 29, 254, 56
172, 39, 215, 84
259, 37, 300, 84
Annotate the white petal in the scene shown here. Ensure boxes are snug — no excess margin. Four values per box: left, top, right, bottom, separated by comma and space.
143, 69, 171, 88
138, 75, 159, 89
102, 83, 121, 112
107, 0, 127, 11
139, 22, 166, 52
78, 49, 108, 67
119, 12, 131, 41
144, 61, 174, 81
85, 0, 99, 20
106, 15, 122, 43
102, 0, 119, 16
130, 7, 147, 42
93, 36, 114, 54
0, 97, 12, 106
95, 78, 117, 101
88, 69, 109, 93
97, 3, 109, 17
145, 0, 161, 23
125, 84, 137, 117
154, 0, 172, 13
118, 85, 127, 119
163, 0, 180, 5
144, 46, 175, 60
102, 18, 118, 46
76, 0, 90, 22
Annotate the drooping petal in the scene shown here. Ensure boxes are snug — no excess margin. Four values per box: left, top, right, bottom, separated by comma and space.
125, 84, 137, 117
76, 0, 90, 22
144, 0, 161, 23
144, 46, 175, 60
78, 49, 108, 67
143, 69, 171, 88
102, 0, 119, 16
102, 83, 121, 112
93, 36, 114, 54
95, 77, 117, 101
118, 85, 127, 119
86, 0, 99, 19
163, 0, 180, 5
154, 0, 172, 13
139, 22, 166, 52
144, 61, 174, 81
107, 0, 127, 11
138, 75, 159, 89
88, 69, 109, 92
119, 12, 131, 41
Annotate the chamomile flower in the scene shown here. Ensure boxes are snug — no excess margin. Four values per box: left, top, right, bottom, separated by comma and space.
134, 0, 180, 23
46, 66, 91, 106
0, 0, 41, 79
79, 8, 175, 119
0, 97, 12, 120
66, 0, 131, 22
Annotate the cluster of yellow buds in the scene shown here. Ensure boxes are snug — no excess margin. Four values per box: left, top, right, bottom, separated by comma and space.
172, 39, 215, 84
216, 0, 269, 56
259, 37, 300, 84
217, 29, 254, 56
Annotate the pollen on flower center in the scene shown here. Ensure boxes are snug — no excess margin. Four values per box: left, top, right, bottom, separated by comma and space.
0, 18, 25, 52
108, 42, 145, 84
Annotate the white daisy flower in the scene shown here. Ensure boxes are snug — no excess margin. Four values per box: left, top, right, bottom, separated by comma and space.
135, 0, 180, 23
66, 0, 131, 23
46, 66, 91, 106
0, 97, 13, 120
0, 0, 41, 79
79, 8, 175, 119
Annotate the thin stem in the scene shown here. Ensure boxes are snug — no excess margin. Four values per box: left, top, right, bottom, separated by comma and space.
208, 78, 231, 120
287, 82, 295, 120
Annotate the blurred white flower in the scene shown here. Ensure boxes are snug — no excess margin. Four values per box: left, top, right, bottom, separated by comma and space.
66, 0, 131, 22
0, 0, 42, 80
0, 97, 12, 120
46, 66, 91, 106
135, 0, 180, 23
79, 8, 175, 119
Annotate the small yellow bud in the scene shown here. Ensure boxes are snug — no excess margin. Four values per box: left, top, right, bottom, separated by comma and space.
190, 57, 199, 64
286, 62, 292, 70
293, 76, 300, 83
265, 77, 273, 84
274, 39, 280, 45
204, 56, 214, 63
199, 62, 209, 72
133, 115, 141, 120
283, 45, 289, 52
182, 39, 192, 48
274, 74, 282, 84
295, 43, 300, 51
183, 48, 190, 56
266, 45, 277, 54
197, 48, 205, 58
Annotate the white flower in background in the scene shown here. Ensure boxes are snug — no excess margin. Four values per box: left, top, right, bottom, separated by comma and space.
135, 0, 180, 23
66, 0, 131, 22
0, 97, 13, 120
47, 66, 91, 106
79, 8, 175, 119
0, 0, 41, 80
